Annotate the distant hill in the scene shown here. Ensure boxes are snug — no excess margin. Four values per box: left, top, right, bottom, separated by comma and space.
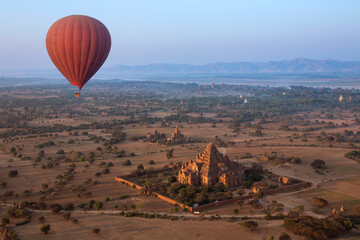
102, 58, 360, 73
2, 58, 360, 79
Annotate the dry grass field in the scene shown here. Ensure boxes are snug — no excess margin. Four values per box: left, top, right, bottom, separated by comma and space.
1, 86, 360, 239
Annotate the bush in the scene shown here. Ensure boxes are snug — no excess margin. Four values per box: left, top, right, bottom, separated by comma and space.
63, 203, 74, 211
38, 216, 45, 223
149, 160, 155, 165
241, 220, 258, 231
57, 149, 65, 154
1, 218, 9, 225
50, 203, 63, 213
279, 233, 291, 240
8, 170, 18, 177
92, 228, 100, 234
94, 201, 103, 210
311, 159, 326, 169
167, 176, 177, 183
40, 224, 51, 235
123, 160, 132, 166
119, 194, 129, 199
166, 148, 174, 159
62, 212, 71, 221
284, 215, 349, 240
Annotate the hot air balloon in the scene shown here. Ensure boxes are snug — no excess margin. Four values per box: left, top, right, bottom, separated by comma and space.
46, 15, 111, 97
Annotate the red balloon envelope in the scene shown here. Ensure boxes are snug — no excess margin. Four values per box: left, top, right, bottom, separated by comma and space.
46, 15, 111, 93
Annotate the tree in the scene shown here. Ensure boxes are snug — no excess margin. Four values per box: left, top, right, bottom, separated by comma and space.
279, 233, 291, 240
57, 149, 65, 154
136, 164, 144, 171
123, 160, 132, 166
194, 193, 208, 205
241, 221, 258, 231
94, 201, 103, 210
214, 182, 225, 192
10, 147, 16, 154
166, 148, 174, 159
40, 224, 51, 235
62, 212, 71, 221
149, 160, 155, 165
92, 228, 100, 234
50, 203, 63, 213
167, 176, 177, 183
1, 217, 9, 225
8, 170, 18, 177
42, 184, 49, 190
38, 216, 45, 223
63, 203, 74, 211
310, 159, 326, 169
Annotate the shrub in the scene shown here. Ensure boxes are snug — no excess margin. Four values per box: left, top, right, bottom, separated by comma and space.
50, 203, 63, 213
71, 218, 78, 224
123, 160, 132, 166
283, 215, 348, 240
92, 228, 100, 234
40, 224, 50, 235
62, 212, 71, 221
167, 176, 177, 183
241, 220, 258, 231
311, 159, 326, 169
8, 170, 18, 177
63, 203, 74, 211
38, 216, 45, 223
279, 233, 291, 240
119, 194, 129, 199
57, 149, 65, 154
166, 148, 174, 159
1, 218, 10, 225
94, 201, 103, 210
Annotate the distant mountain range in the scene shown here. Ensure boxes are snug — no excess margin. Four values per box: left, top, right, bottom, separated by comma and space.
2, 58, 360, 79
101, 58, 360, 74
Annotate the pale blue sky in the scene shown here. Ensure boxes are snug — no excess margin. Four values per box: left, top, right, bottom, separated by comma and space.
0, 0, 359, 69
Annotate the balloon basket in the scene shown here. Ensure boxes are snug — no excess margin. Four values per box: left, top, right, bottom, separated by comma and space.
76, 92, 80, 97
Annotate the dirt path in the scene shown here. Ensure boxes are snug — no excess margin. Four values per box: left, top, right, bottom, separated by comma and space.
48, 215, 62, 240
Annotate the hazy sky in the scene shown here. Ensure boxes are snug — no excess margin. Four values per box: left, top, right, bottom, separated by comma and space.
0, 0, 360, 69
